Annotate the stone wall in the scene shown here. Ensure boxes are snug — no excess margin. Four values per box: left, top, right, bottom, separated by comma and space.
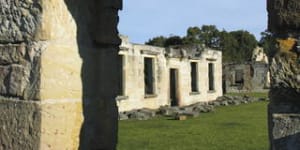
0, 0, 97, 149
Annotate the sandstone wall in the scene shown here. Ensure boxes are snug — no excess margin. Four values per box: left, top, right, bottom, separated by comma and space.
0, 0, 83, 149
166, 50, 222, 106
117, 42, 169, 111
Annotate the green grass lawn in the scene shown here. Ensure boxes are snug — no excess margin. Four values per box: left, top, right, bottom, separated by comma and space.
118, 101, 269, 150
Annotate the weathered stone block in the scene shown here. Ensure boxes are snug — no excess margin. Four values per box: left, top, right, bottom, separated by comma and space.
269, 108, 300, 150
0, 66, 10, 94
8, 64, 30, 97
0, 0, 42, 42
0, 44, 26, 65
0, 98, 41, 150
40, 100, 82, 150
269, 54, 300, 103
0, 98, 83, 150
39, 43, 82, 100
0, 43, 43, 100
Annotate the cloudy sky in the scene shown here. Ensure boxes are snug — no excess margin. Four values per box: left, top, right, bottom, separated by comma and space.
118, 0, 267, 44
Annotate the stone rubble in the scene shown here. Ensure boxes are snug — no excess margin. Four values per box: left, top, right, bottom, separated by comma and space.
119, 95, 268, 120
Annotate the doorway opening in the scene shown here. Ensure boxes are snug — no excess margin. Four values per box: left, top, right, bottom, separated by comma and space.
170, 68, 179, 106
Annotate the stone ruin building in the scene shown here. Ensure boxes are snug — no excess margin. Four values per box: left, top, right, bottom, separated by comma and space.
223, 62, 270, 93
117, 36, 222, 112
223, 47, 270, 93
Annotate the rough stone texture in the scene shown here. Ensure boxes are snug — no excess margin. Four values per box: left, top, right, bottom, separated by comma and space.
267, 0, 300, 36
268, 53, 300, 150
0, 0, 42, 42
269, 53, 300, 103
269, 103, 300, 150
0, 98, 41, 150
0, 43, 43, 100
271, 114, 300, 150
268, 0, 300, 149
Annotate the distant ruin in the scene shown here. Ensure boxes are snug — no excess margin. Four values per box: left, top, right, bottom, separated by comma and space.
223, 62, 269, 93
223, 47, 270, 93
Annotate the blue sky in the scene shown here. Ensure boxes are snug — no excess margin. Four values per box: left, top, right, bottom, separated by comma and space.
119, 0, 267, 44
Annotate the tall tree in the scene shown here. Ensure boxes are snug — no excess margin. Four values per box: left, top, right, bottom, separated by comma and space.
259, 31, 277, 59
145, 36, 167, 47
218, 31, 239, 62
183, 26, 202, 45
230, 30, 258, 62
145, 25, 259, 63
164, 36, 184, 47
199, 25, 220, 49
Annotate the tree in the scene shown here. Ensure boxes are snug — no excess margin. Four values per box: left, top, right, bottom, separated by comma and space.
145, 25, 259, 63
183, 25, 220, 49
183, 26, 202, 45
199, 25, 220, 49
259, 31, 277, 59
218, 31, 239, 62
230, 30, 258, 62
164, 36, 184, 47
145, 36, 167, 47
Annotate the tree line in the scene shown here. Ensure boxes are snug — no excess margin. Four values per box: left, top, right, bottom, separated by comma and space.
145, 25, 276, 63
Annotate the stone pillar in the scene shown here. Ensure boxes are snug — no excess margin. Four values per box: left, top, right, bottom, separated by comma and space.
0, 0, 121, 149
267, 0, 300, 149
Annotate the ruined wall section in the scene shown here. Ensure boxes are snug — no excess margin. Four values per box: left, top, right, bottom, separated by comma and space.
0, 1, 83, 149
0, 2, 44, 148
0, 0, 44, 100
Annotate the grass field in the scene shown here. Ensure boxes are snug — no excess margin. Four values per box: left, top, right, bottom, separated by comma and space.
118, 101, 269, 150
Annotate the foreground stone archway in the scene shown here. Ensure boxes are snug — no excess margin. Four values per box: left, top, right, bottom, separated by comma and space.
0, 0, 122, 149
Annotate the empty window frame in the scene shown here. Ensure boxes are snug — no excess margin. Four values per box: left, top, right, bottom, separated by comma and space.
144, 57, 155, 95
235, 69, 244, 85
208, 63, 215, 91
191, 62, 199, 92
118, 55, 125, 96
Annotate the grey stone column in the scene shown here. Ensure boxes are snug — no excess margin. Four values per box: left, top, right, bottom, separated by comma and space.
267, 0, 300, 149
79, 48, 121, 150
65, 0, 122, 149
